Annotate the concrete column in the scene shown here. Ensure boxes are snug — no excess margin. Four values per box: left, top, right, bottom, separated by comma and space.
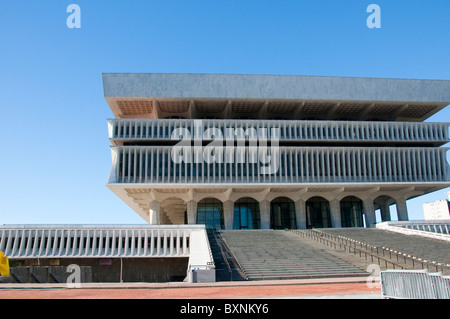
363, 199, 376, 228
329, 199, 341, 228
186, 200, 197, 224
259, 200, 271, 229
380, 202, 391, 222
223, 200, 234, 230
396, 198, 409, 221
149, 200, 161, 225
294, 199, 306, 229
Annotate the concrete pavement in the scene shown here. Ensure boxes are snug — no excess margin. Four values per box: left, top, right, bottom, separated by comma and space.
0, 276, 382, 299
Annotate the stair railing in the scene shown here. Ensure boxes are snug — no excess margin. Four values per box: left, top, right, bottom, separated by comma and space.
291, 229, 406, 271
216, 232, 248, 280
212, 231, 232, 277
292, 229, 450, 274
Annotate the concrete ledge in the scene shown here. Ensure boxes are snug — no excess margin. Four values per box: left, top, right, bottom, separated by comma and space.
376, 222, 450, 242
102, 73, 450, 103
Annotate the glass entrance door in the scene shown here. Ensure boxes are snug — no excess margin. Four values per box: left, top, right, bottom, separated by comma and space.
306, 197, 331, 229
233, 198, 260, 229
270, 197, 297, 229
340, 196, 364, 227
196, 198, 224, 230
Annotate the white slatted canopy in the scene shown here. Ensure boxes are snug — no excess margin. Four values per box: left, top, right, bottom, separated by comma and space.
0, 225, 197, 259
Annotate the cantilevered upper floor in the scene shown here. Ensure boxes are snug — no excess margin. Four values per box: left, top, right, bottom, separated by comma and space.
102, 73, 450, 227
102, 73, 450, 121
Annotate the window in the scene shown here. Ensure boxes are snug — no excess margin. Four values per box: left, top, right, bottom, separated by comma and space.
197, 198, 224, 230
233, 198, 260, 229
271, 197, 297, 229
306, 197, 331, 229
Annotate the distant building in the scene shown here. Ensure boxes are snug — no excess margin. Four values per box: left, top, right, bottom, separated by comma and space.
423, 192, 450, 220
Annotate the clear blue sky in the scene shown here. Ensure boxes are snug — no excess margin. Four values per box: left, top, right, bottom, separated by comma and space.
0, 0, 449, 225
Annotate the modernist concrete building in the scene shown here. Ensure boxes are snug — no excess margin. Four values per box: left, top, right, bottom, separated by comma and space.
103, 73, 450, 230
2, 73, 450, 284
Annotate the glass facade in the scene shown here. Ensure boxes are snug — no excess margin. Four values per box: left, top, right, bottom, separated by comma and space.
306, 197, 332, 229
340, 196, 364, 228
270, 197, 297, 229
196, 198, 224, 230
233, 198, 260, 229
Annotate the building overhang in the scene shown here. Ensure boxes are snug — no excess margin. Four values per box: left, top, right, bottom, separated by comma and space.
102, 73, 450, 122
106, 182, 450, 223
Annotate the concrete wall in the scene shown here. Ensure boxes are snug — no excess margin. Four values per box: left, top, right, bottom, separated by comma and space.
102, 73, 450, 103
10, 257, 189, 283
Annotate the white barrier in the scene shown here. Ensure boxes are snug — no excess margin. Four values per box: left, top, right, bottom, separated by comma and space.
381, 269, 450, 299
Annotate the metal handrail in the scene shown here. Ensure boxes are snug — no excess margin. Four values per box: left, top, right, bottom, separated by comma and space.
212, 231, 232, 276
203, 231, 215, 267
290, 229, 445, 272
301, 229, 450, 273
217, 233, 248, 280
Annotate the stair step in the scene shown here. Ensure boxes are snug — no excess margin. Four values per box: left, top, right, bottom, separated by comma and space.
219, 230, 369, 281
246, 273, 369, 280
240, 267, 364, 272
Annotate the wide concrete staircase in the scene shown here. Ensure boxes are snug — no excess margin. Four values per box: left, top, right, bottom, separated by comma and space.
219, 230, 369, 280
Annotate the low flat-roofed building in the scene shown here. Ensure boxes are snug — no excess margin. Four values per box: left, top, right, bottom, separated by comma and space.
423, 200, 450, 220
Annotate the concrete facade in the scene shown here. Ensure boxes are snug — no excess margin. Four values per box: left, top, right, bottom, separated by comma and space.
103, 73, 450, 229
102, 73, 450, 106
9, 258, 188, 283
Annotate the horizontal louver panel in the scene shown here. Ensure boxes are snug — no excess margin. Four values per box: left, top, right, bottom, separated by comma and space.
0, 227, 190, 258
108, 146, 449, 184
108, 119, 449, 143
